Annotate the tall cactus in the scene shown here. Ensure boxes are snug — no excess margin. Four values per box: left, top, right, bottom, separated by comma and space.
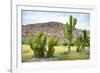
64, 15, 77, 52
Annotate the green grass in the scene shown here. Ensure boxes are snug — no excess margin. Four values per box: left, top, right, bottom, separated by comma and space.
22, 45, 34, 62
54, 52, 89, 60
22, 45, 90, 62
54, 46, 77, 54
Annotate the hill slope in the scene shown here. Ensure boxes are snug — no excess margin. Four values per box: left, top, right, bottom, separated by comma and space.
22, 22, 84, 42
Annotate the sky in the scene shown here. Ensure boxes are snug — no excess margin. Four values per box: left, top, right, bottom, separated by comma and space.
21, 10, 90, 30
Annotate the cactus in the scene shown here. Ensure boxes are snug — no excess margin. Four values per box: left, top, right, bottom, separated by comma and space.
80, 30, 89, 52
26, 33, 33, 45
46, 37, 58, 58
26, 32, 47, 58
33, 32, 47, 58
26, 32, 59, 58
75, 30, 90, 52
75, 35, 83, 52
64, 15, 77, 52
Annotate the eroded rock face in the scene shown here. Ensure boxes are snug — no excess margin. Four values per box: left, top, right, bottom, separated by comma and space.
22, 22, 83, 42
22, 22, 65, 41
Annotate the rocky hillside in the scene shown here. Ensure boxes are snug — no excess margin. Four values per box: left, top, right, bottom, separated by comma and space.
22, 22, 85, 42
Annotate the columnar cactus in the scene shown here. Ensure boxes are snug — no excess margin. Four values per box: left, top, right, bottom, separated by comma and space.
26, 32, 47, 58
47, 37, 58, 58
26, 32, 58, 58
64, 15, 77, 52
75, 29, 90, 52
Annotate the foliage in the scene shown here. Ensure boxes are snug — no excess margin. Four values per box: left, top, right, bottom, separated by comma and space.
75, 35, 83, 52
46, 37, 58, 58
25, 32, 58, 58
26, 32, 47, 58
64, 15, 77, 52
75, 30, 90, 52
33, 32, 47, 58
26, 33, 33, 45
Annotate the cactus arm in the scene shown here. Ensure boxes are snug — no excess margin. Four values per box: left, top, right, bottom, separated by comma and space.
73, 18, 77, 30
69, 15, 73, 31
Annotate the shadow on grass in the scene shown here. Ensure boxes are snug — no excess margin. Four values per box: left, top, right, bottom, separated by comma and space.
54, 52, 90, 60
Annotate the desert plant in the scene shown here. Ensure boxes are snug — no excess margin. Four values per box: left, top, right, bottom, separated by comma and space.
75, 35, 83, 52
46, 37, 58, 58
26, 32, 47, 58
33, 32, 47, 58
26, 33, 33, 45
87, 36, 90, 48
80, 30, 90, 52
64, 15, 77, 52
75, 30, 90, 52
25, 32, 59, 58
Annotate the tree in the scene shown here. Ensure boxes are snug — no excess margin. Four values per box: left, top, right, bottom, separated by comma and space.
64, 15, 77, 52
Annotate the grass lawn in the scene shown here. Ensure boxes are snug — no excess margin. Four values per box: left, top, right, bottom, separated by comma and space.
22, 45, 90, 62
